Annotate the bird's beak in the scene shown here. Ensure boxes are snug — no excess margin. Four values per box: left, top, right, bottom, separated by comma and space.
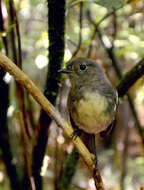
58, 68, 72, 74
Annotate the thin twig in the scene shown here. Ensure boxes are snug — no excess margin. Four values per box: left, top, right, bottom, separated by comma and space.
11, 0, 32, 139
8, 1, 35, 189
54, 128, 59, 190
87, 0, 132, 57
0, 1, 9, 56
72, 2, 83, 57
8, 0, 17, 64
112, 10, 117, 43
67, 38, 78, 47
13, 5, 22, 68
18, 111, 36, 190
94, 0, 132, 29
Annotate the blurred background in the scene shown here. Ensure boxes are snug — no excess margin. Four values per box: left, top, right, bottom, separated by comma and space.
0, 0, 144, 190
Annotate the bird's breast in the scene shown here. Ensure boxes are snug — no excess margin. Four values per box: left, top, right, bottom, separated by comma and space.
70, 92, 115, 134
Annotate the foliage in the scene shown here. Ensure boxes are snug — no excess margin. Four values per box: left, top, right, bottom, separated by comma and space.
0, 0, 144, 190
94, 0, 126, 9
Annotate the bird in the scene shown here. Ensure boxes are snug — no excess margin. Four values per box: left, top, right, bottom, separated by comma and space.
59, 57, 118, 135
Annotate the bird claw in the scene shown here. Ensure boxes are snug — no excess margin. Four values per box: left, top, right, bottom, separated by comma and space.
71, 129, 82, 140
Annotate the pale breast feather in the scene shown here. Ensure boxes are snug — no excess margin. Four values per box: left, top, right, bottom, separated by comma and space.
71, 92, 114, 134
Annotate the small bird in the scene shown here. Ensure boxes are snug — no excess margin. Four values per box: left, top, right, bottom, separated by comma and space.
59, 58, 118, 135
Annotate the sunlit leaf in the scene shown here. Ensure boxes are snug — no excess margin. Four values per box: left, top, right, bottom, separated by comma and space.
94, 0, 126, 9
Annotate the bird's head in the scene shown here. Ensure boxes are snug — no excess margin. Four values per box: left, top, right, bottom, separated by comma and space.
58, 58, 104, 82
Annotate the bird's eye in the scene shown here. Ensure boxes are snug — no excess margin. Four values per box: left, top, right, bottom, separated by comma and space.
80, 64, 86, 70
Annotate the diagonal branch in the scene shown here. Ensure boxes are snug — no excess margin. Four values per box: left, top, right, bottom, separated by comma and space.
117, 57, 144, 97
0, 52, 99, 183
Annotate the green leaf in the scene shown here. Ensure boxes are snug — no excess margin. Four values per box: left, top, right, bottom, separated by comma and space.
94, 0, 126, 9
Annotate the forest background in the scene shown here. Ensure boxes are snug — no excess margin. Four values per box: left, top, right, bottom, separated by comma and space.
0, 0, 144, 190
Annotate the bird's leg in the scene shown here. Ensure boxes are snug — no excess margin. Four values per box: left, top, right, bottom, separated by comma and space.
71, 128, 82, 140
93, 134, 98, 174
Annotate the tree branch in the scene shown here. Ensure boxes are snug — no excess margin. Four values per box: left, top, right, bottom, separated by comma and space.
0, 52, 97, 180
32, 0, 66, 188
72, 2, 83, 57
117, 57, 144, 97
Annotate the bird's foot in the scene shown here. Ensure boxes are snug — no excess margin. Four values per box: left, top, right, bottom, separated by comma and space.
71, 129, 82, 140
